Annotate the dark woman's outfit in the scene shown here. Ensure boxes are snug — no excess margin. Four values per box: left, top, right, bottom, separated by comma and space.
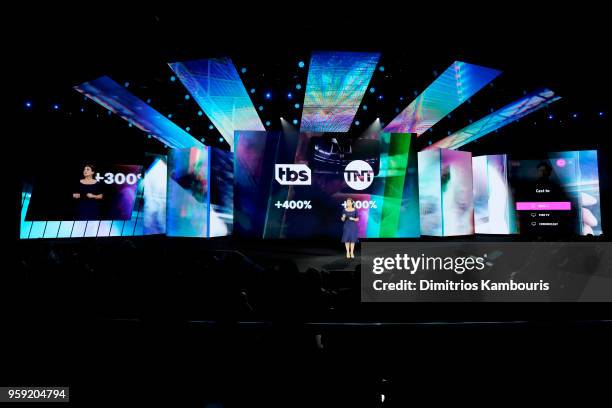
341, 209, 359, 243
75, 181, 102, 220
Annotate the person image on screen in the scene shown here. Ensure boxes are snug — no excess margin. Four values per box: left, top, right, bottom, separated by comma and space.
72, 164, 103, 220
341, 198, 359, 258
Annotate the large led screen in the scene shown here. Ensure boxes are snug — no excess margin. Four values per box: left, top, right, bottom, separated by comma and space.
21, 162, 145, 239
234, 131, 420, 239
508, 150, 602, 236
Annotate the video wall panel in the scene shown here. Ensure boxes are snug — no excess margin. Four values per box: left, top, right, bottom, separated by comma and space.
301, 51, 380, 132
384, 61, 501, 135
167, 146, 233, 238
234, 131, 420, 239
21, 163, 145, 239
508, 150, 601, 236
472, 154, 517, 234
418, 148, 474, 236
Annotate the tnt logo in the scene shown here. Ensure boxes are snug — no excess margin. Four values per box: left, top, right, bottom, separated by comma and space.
344, 160, 374, 190
275, 164, 311, 185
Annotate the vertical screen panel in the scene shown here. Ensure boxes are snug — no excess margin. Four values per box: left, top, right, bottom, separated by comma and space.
143, 155, 168, 235
384, 61, 501, 135
169, 58, 265, 149
75, 76, 202, 149
418, 149, 443, 236
365, 133, 420, 238
233, 131, 282, 238
473, 154, 516, 234
440, 149, 474, 236
167, 147, 210, 237
209, 147, 234, 237
301, 51, 380, 132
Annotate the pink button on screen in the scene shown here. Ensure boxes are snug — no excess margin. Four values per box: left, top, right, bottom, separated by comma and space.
516, 201, 571, 211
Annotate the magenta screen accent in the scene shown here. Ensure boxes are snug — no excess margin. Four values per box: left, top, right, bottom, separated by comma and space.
516, 202, 571, 211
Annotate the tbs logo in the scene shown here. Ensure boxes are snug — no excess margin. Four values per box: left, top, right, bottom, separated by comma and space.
344, 160, 374, 190
275, 164, 311, 185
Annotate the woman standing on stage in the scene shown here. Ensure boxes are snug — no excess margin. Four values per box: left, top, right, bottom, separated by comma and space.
72, 164, 104, 220
341, 198, 359, 258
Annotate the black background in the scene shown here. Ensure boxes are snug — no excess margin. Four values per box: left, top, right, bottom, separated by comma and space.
5, 6, 612, 405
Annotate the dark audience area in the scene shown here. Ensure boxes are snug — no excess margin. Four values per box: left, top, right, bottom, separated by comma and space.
11, 235, 611, 323
4, 236, 611, 406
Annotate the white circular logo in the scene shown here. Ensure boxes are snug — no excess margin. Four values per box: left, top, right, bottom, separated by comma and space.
344, 160, 374, 190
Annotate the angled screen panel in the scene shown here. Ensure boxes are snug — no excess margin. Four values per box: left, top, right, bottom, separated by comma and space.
301, 51, 380, 132
169, 58, 265, 150
426, 89, 561, 150
75, 76, 202, 149
384, 61, 501, 135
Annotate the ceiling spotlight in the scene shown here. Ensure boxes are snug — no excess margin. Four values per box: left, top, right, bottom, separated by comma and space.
287, 92, 293, 98
258, 106, 264, 111
294, 103, 300, 109
292, 119, 298, 125
197, 110, 203, 116
53, 104, 59, 110
379, 66, 385, 72
369, 87, 375, 93
298, 61, 305, 68
355, 120, 360, 126
184, 94, 190, 100
265, 120, 271, 126
25, 101, 32, 108
250, 88, 256, 94
208, 124, 214, 130
170, 76, 176, 82
241, 67, 247, 73
296, 84, 302, 90
265, 92, 271, 99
